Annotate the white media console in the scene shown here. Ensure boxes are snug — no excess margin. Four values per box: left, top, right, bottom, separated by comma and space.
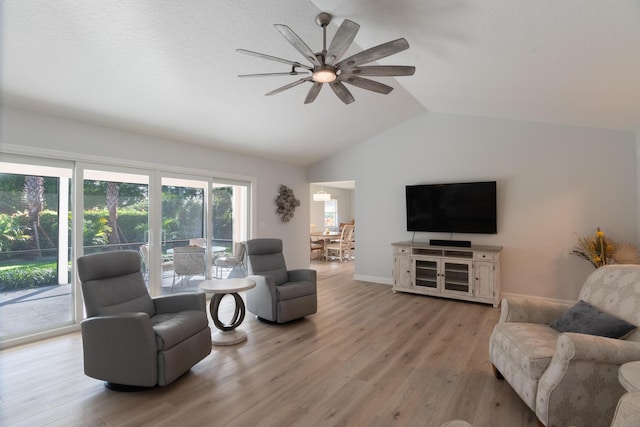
392, 241, 502, 307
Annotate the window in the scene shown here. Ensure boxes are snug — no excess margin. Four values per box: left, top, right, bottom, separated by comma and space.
324, 199, 337, 230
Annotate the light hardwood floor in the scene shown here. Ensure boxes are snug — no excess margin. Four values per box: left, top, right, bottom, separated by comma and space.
0, 261, 538, 427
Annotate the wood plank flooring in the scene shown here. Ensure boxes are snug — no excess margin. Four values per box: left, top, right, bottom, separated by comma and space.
0, 261, 538, 427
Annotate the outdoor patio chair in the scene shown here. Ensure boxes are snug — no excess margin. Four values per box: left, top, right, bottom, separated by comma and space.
172, 246, 206, 292
214, 242, 245, 278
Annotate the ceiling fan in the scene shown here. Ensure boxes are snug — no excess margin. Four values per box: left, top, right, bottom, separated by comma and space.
237, 12, 416, 105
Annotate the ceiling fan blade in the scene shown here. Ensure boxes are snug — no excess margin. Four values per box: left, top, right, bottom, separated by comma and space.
336, 38, 410, 68
304, 83, 323, 104
340, 65, 415, 77
236, 49, 313, 70
329, 81, 355, 105
265, 78, 312, 96
274, 24, 321, 67
325, 19, 360, 66
340, 76, 394, 94
238, 71, 310, 78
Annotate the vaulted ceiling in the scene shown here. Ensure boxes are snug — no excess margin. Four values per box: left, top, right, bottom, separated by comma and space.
2, 1, 639, 166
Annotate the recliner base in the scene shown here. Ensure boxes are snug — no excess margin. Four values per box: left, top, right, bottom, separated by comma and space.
104, 382, 154, 392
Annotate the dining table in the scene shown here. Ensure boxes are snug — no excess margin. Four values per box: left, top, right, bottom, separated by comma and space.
310, 231, 341, 241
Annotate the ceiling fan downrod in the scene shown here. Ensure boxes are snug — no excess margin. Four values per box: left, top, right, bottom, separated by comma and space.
312, 12, 335, 83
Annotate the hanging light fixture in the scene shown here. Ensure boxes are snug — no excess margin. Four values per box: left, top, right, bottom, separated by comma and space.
313, 185, 331, 202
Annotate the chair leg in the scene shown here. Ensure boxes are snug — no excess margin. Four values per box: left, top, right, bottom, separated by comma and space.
492, 364, 504, 380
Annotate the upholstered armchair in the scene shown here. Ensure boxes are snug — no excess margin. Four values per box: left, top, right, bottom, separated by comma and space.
245, 238, 317, 323
77, 250, 212, 390
489, 265, 640, 427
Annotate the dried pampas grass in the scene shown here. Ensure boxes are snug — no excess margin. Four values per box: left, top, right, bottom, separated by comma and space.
612, 241, 640, 265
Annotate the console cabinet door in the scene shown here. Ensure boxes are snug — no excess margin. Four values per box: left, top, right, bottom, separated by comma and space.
413, 257, 439, 290
394, 255, 412, 289
442, 260, 473, 295
474, 261, 494, 300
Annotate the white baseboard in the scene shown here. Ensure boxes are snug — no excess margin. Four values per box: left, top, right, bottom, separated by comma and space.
353, 274, 393, 286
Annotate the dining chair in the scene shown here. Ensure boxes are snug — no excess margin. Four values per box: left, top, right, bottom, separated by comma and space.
310, 237, 325, 260
324, 224, 354, 261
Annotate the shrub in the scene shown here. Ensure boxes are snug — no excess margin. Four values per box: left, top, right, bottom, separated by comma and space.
0, 262, 61, 291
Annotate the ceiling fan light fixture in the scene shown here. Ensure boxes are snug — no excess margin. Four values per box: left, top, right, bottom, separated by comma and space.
312, 67, 336, 83
237, 12, 415, 104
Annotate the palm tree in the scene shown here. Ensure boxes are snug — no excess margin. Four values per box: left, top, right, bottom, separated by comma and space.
106, 181, 121, 244
23, 175, 44, 253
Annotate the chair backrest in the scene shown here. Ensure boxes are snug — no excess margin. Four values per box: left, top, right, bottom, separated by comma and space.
139, 244, 149, 265
245, 238, 288, 285
189, 238, 207, 248
173, 246, 206, 275
234, 242, 246, 263
77, 250, 155, 318
340, 225, 354, 247
580, 264, 640, 341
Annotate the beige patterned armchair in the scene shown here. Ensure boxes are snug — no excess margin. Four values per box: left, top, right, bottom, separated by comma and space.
489, 265, 640, 427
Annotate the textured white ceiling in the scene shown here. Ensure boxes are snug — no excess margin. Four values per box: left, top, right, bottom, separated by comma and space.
2, 1, 639, 166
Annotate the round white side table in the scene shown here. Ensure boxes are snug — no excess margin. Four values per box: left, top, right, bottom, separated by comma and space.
198, 278, 256, 346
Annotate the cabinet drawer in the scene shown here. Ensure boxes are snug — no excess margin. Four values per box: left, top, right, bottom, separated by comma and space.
394, 246, 411, 255
474, 251, 494, 261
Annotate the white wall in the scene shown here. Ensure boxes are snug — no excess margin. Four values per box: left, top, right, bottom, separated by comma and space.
1, 106, 311, 269
309, 112, 638, 301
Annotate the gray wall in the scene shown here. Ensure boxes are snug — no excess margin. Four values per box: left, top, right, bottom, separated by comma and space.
309, 112, 638, 301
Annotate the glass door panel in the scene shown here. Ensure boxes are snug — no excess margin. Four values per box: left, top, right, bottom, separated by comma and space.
414, 258, 438, 289
443, 261, 472, 294
162, 177, 207, 294
82, 169, 149, 279
212, 182, 248, 278
0, 161, 73, 340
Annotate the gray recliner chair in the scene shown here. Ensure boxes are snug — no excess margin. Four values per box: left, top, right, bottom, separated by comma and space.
77, 250, 212, 390
245, 238, 317, 323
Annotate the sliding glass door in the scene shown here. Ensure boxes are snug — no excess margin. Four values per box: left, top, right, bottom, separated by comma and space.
1, 155, 252, 346
161, 176, 207, 294
0, 158, 73, 341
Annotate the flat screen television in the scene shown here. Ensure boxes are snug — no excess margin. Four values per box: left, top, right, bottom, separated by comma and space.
406, 181, 497, 234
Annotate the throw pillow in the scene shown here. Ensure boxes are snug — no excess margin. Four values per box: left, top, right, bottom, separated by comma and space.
550, 300, 636, 339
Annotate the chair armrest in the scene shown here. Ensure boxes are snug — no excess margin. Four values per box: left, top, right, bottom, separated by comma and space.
288, 269, 317, 283
246, 274, 278, 320
535, 333, 640, 426
81, 312, 158, 386
153, 292, 206, 314
499, 297, 571, 324
247, 274, 277, 292
556, 333, 640, 364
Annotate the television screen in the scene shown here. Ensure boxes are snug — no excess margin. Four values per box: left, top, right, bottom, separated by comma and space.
406, 181, 497, 234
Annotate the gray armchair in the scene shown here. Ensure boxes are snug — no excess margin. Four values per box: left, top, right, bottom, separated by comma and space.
245, 238, 317, 323
77, 250, 212, 390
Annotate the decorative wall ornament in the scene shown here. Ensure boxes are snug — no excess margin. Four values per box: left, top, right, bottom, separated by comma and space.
275, 184, 300, 223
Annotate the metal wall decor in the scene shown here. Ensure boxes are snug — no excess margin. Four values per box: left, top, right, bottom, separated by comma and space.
275, 184, 300, 223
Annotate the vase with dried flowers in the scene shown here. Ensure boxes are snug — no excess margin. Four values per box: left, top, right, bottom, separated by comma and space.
572, 227, 640, 268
